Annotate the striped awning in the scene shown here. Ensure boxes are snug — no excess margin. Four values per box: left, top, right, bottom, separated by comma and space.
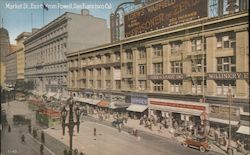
97, 100, 110, 107
126, 104, 148, 112
236, 126, 250, 135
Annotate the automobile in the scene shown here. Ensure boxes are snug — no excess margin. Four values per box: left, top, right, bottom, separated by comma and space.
182, 135, 211, 152
13, 115, 31, 126
112, 119, 123, 127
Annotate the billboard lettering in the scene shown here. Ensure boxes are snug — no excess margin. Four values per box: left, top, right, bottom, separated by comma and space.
124, 0, 208, 37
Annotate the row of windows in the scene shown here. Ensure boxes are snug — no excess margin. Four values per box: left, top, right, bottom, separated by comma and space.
124, 56, 235, 75
122, 31, 236, 61
26, 25, 67, 50
70, 52, 121, 68
72, 80, 121, 89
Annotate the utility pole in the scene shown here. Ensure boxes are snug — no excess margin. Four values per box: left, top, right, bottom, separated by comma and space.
61, 96, 81, 155
227, 87, 234, 155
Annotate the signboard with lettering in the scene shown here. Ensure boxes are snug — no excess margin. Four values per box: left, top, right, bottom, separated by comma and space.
113, 68, 121, 80
207, 72, 249, 80
124, 0, 208, 37
131, 96, 148, 105
148, 74, 185, 80
150, 101, 206, 111
210, 105, 240, 121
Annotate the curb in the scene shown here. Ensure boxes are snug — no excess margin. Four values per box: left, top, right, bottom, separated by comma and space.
85, 115, 230, 155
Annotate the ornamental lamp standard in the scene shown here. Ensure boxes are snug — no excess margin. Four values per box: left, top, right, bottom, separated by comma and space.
61, 96, 81, 155
227, 87, 234, 155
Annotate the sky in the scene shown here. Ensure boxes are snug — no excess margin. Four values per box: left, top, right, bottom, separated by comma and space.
0, 0, 133, 44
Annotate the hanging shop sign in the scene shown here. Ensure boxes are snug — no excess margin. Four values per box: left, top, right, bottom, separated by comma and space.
150, 100, 206, 111
131, 94, 148, 105
207, 72, 249, 80
148, 74, 185, 80
209, 105, 240, 121
124, 0, 208, 37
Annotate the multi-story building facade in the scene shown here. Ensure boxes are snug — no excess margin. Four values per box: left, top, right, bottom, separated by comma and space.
24, 10, 110, 98
15, 32, 31, 81
67, 8, 248, 127
5, 45, 17, 86
0, 27, 11, 87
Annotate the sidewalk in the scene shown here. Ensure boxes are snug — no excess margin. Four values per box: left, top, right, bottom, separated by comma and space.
88, 113, 248, 155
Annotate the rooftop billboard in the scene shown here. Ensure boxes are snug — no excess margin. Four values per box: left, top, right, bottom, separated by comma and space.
124, 0, 208, 37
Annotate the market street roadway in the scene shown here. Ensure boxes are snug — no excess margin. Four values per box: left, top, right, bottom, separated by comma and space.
45, 117, 222, 155
1, 101, 69, 155
1, 125, 54, 155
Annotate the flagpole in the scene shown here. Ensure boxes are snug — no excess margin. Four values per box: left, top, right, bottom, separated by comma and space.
31, 13, 33, 29
59, 0, 61, 16
43, 5, 45, 25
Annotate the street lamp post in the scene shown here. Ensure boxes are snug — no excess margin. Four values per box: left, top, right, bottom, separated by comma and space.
227, 87, 234, 155
61, 97, 81, 155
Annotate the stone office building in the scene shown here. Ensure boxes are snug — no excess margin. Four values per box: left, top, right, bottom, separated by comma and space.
67, 7, 248, 126
5, 45, 18, 86
0, 27, 11, 87
24, 10, 110, 98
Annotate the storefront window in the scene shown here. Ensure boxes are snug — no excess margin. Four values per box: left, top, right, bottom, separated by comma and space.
171, 61, 183, 73
138, 47, 146, 59
217, 56, 236, 72
153, 44, 163, 57
171, 41, 182, 53
153, 80, 163, 91
138, 80, 146, 90
139, 64, 146, 75
216, 32, 236, 49
153, 63, 163, 74
216, 80, 236, 96
170, 81, 183, 93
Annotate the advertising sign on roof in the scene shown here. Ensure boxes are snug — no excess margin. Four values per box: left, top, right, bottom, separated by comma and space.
124, 0, 208, 37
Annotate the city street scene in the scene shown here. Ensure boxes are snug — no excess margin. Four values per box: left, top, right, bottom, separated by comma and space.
0, 0, 249, 155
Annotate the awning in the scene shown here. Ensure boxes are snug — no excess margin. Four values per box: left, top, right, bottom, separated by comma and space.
236, 126, 250, 135
61, 97, 70, 101
97, 100, 110, 107
209, 117, 239, 125
73, 97, 80, 101
80, 98, 100, 105
54, 93, 62, 99
46, 92, 56, 98
126, 104, 148, 112
109, 102, 130, 109
149, 98, 209, 116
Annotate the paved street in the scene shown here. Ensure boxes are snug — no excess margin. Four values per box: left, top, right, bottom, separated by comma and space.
45, 119, 218, 155
1, 101, 69, 155
1, 125, 54, 155
1, 100, 233, 155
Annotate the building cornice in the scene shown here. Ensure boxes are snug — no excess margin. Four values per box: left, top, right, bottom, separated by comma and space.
24, 13, 68, 45
67, 12, 248, 58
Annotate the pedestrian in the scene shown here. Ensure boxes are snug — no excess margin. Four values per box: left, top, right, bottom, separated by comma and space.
28, 124, 32, 134
63, 149, 68, 155
80, 152, 85, 155
74, 148, 78, 155
8, 125, 11, 132
94, 128, 96, 136
40, 144, 44, 155
41, 131, 45, 143
33, 129, 37, 138
21, 134, 25, 143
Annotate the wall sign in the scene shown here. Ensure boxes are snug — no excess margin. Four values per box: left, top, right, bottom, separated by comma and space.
207, 72, 249, 80
148, 74, 185, 80
150, 100, 206, 111
210, 105, 240, 121
124, 0, 208, 37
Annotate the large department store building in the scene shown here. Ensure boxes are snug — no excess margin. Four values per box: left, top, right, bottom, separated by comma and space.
24, 10, 110, 98
67, 0, 249, 127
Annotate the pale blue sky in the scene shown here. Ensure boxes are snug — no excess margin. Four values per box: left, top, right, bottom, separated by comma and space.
0, 0, 132, 44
